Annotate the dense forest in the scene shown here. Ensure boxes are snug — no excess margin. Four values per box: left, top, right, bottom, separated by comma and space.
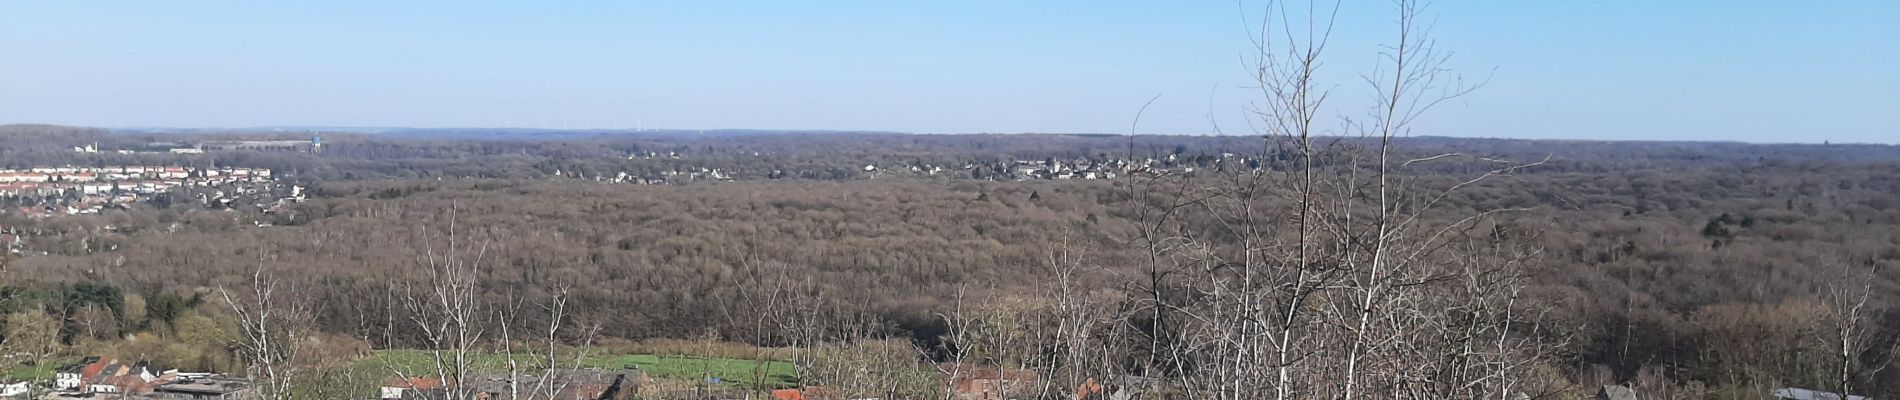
2, 121, 1898, 398
2, 0, 1889, 397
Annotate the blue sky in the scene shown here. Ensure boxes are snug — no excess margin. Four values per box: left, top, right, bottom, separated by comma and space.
1, 1, 1894, 143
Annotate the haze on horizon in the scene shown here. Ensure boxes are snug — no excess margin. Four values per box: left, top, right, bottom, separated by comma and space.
2, 1, 1895, 144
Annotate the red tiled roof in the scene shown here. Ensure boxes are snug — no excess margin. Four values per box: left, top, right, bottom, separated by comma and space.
79, 358, 113, 382
99, 374, 156, 393
771, 388, 804, 400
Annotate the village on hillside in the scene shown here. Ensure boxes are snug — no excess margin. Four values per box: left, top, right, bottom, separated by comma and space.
11, 356, 254, 399
0, 166, 301, 218
569, 152, 1254, 186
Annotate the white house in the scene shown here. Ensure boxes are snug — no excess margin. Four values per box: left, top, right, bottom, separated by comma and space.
0, 381, 29, 397
87, 383, 119, 394
0, 381, 27, 397
54, 371, 81, 391
0, 174, 50, 183
54, 359, 91, 391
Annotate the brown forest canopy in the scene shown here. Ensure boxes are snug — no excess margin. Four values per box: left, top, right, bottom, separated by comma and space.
2, 124, 1899, 394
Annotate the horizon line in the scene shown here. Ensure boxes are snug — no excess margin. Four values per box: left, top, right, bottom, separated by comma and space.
1, 122, 1893, 146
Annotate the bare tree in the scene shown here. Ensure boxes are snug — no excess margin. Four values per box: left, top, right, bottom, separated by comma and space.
503, 284, 601, 400
394, 217, 491, 400
1, 306, 62, 370
754, 258, 939, 399
379, 210, 604, 400
220, 261, 314, 400
1820, 259, 1895, 397
1112, 1, 1558, 398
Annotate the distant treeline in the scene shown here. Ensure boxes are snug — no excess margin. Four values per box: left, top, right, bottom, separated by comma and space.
4, 124, 1898, 183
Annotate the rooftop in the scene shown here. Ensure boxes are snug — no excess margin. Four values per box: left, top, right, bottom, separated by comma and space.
156, 377, 252, 394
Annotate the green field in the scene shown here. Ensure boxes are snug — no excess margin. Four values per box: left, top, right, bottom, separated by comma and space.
324, 349, 797, 393
1, 358, 72, 382
580, 354, 796, 388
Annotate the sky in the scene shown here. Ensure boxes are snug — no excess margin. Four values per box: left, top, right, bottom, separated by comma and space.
1, 1, 1895, 143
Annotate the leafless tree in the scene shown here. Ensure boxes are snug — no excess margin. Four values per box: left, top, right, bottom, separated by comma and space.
365, 209, 607, 400
219, 261, 314, 400
1820, 259, 1895, 397
752, 258, 940, 399
395, 217, 491, 400
508, 284, 602, 400
1, 306, 62, 370
1111, 0, 1558, 398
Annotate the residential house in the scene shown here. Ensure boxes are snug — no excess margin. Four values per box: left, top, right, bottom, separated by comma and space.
53, 356, 100, 391
91, 373, 154, 394
941, 363, 1039, 400
380, 376, 445, 400
0, 381, 30, 397
132, 361, 177, 382
67, 357, 174, 395
0, 173, 49, 183
771, 386, 870, 400
771, 388, 804, 400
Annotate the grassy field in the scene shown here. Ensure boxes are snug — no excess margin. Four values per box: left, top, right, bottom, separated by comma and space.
581, 354, 795, 388
1, 358, 73, 382
311, 348, 798, 396
10, 346, 797, 398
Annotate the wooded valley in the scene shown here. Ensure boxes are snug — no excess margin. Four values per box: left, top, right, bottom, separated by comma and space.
2, 123, 1897, 398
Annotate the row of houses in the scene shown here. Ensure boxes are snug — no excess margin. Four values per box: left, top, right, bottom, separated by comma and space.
861, 155, 1215, 182
0, 166, 292, 218
0, 166, 271, 184
0, 182, 177, 198
35, 357, 253, 399
0, 168, 275, 199
74, 137, 322, 155
71, 144, 205, 155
